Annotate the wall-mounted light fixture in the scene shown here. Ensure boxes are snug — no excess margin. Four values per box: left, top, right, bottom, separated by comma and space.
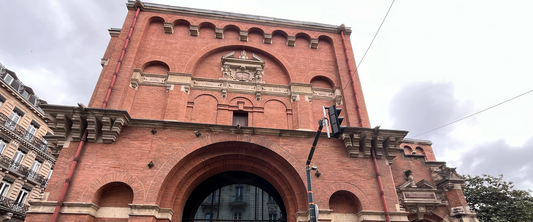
311, 165, 321, 177
151, 128, 157, 135
148, 161, 154, 169
195, 130, 201, 137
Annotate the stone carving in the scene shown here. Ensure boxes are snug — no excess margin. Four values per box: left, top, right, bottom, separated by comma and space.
221, 51, 265, 83
404, 170, 416, 187
221, 90, 227, 98
431, 164, 465, 182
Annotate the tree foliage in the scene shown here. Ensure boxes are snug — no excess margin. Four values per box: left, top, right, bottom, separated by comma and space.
464, 174, 533, 222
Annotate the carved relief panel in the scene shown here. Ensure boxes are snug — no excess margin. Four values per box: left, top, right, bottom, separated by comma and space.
221, 50, 265, 83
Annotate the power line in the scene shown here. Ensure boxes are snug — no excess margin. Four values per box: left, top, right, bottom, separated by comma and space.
410, 88, 533, 138
342, 0, 396, 92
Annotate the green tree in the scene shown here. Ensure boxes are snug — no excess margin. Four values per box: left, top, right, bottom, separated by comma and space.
464, 174, 533, 222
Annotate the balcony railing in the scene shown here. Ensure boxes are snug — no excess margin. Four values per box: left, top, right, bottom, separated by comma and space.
0, 196, 29, 214
27, 169, 38, 180
0, 154, 48, 187
8, 160, 22, 171
0, 113, 52, 155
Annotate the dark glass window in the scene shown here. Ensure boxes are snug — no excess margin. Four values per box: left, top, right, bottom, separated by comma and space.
232, 112, 248, 127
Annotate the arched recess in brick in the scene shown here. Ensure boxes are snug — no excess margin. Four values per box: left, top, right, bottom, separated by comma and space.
173, 19, 191, 36
191, 94, 218, 124
198, 22, 216, 39
304, 72, 341, 87
184, 44, 294, 82
80, 172, 145, 204
248, 27, 265, 43
151, 137, 307, 222
415, 146, 425, 155
329, 190, 362, 213
319, 182, 370, 210
142, 60, 170, 75
295, 32, 311, 48
93, 182, 134, 207
310, 75, 334, 89
263, 99, 289, 129
135, 55, 177, 72
404, 145, 413, 155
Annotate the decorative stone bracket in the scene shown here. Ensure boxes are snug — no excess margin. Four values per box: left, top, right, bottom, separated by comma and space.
340, 127, 407, 163
42, 105, 132, 155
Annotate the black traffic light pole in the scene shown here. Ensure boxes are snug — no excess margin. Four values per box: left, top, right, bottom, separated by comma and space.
306, 106, 343, 222
306, 119, 324, 222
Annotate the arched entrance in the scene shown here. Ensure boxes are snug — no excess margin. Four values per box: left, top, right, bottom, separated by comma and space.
183, 171, 287, 222
154, 139, 308, 222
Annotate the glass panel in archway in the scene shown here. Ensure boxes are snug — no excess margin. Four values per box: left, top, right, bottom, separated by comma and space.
193, 184, 282, 222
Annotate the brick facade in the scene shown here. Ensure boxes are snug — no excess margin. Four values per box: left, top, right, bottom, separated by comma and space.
26, 1, 477, 222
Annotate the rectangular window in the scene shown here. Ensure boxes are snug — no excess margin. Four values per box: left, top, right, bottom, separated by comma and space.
14, 189, 29, 206
232, 112, 248, 127
0, 140, 7, 154
233, 212, 242, 222
28, 160, 42, 179
3, 74, 13, 85
0, 94, 5, 108
234, 186, 243, 202
24, 123, 39, 142
205, 213, 211, 222
269, 214, 277, 222
5, 111, 22, 131
0, 181, 10, 198
9, 150, 25, 171
21, 90, 29, 99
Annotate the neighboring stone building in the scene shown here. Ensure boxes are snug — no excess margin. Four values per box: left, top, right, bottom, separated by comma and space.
0, 63, 55, 221
26, 1, 478, 222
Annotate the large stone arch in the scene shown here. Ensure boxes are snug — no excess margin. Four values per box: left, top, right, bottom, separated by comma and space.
80, 172, 145, 204
182, 44, 295, 82
143, 134, 307, 222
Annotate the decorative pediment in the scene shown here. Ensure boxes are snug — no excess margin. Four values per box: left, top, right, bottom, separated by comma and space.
416, 179, 437, 189
221, 50, 265, 83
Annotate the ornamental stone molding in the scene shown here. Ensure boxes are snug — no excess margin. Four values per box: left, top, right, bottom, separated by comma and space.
340, 126, 407, 162
129, 67, 340, 103
397, 178, 444, 219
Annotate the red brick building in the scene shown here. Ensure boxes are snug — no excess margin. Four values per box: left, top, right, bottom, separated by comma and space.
26, 1, 478, 222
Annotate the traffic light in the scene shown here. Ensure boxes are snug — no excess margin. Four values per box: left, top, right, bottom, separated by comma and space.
327, 105, 345, 138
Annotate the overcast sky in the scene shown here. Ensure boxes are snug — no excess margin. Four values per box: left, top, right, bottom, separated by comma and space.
1, 0, 532, 191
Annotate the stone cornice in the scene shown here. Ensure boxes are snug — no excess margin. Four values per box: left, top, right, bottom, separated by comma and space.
126, 1, 351, 34
341, 127, 409, 162
39, 105, 409, 160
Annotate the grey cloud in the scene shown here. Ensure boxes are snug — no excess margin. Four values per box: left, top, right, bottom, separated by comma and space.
388, 81, 474, 163
455, 136, 533, 190
389, 81, 473, 139
0, 1, 127, 105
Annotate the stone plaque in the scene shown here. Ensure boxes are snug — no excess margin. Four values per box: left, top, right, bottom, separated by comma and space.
194, 81, 221, 88
263, 86, 288, 93
404, 192, 436, 199
143, 76, 165, 83
229, 84, 255, 91
313, 91, 333, 97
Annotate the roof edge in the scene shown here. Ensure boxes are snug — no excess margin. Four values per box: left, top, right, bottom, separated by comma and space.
126, 0, 352, 34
